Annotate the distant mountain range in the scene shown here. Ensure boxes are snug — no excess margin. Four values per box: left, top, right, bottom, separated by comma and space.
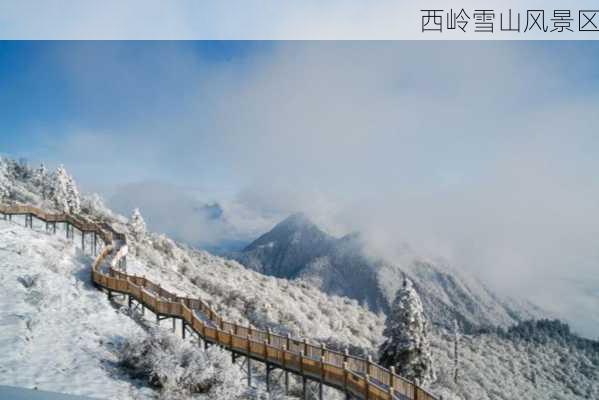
231, 212, 544, 331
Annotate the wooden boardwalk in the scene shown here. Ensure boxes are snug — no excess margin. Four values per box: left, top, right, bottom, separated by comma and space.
0, 204, 439, 400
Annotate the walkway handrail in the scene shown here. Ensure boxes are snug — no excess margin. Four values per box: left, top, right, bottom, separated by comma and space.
0, 203, 438, 400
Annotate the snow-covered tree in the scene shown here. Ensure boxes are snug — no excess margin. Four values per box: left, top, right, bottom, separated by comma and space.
379, 277, 435, 385
32, 163, 50, 200
0, 159, 10, 200
453, 319, 460, 384
50, 165, 80, 214
65, 174, 81, 214
128, 208, 147, 240
15, 157, 31, 180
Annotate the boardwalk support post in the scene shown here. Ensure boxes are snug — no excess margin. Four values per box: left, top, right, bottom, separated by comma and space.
247, 358, 252, 387
93, 232, 97, 256
285, 370, 289, 395
390, 366, 396, 397
302, 376, 307, 400
320, 354, 325, 400
343, 362, 350, 400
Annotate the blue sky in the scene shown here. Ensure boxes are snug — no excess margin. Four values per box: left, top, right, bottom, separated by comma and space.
0, 41, 274, 192
0, 41, 268, 165
1, 41, 599, 337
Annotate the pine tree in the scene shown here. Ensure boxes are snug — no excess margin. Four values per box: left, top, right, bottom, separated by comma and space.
50, 165, 80, 214
0, 160, 10, 201
51, 166, 70, 213
65, 174, 81, 214
33, 163, 49, 200
128, 208, 147, 241
379, 277, 435, 385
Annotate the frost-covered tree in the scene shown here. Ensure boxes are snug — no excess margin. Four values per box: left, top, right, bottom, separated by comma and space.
65, 174, 81, 214
453, 319, 460, 384
50, 165, 80, 214
15, 157, 31, 180
379, 277, 435, 385
32, 163, 50, 200
128, 208, 147, 240
0, 159, 10, 200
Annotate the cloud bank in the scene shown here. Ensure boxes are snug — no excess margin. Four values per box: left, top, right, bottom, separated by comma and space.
8, 41, 599, 338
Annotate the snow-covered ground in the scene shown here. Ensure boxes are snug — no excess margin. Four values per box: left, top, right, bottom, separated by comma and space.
0, 220, 152, 399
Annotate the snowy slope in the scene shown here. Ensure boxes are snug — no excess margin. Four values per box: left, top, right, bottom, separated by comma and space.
0, 220, 151, 399
1, 156, 597, 400
233, 213, 543, 331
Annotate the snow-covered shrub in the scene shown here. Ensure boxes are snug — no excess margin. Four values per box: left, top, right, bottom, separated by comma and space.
120, 328, 247, 399
379, 277, 435, 385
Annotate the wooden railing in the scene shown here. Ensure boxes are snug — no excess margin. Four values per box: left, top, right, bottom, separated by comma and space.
0, 204, 438, 400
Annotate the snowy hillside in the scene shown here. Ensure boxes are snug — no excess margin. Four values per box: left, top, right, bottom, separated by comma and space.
0, 220, 149, 399
232, 213, 543, 331
430, 327, 598, 400
125, 230, 384, 352
1, 156, 597, 400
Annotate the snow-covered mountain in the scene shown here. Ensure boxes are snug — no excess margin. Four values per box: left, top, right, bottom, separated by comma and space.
1, 156, 597, 400
233, 213, 543, 331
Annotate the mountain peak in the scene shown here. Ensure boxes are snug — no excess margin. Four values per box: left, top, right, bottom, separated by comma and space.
239, 212, 336, 277
244, 212, 330, 252
277, 212, 314, 229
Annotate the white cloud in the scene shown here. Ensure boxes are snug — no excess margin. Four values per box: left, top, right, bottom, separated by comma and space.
13, 41, 599, 337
